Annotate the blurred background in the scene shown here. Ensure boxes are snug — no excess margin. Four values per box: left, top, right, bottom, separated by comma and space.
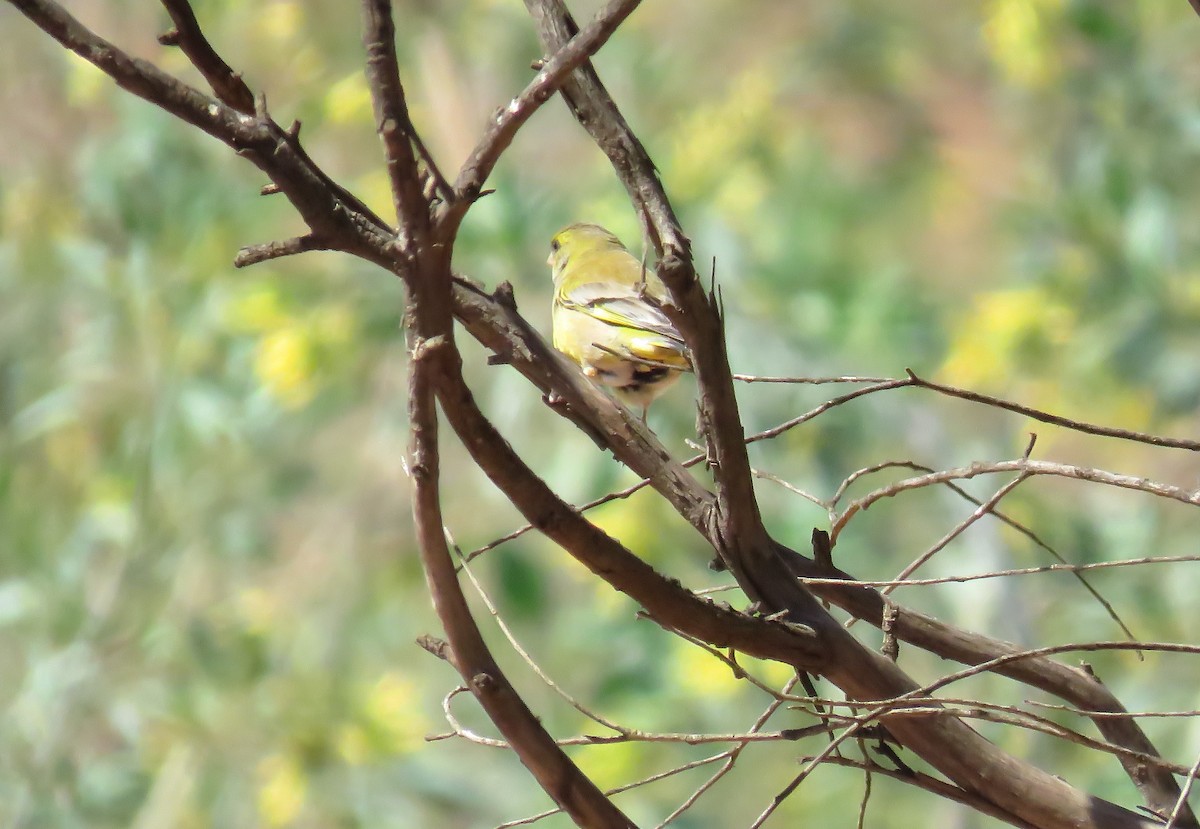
3, 1, 1200, 826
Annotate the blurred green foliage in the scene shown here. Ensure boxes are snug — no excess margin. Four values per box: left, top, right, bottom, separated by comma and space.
2, 1, 1200, 826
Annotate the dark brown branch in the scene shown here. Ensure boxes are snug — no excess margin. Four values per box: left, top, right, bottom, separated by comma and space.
812, 756, 1037, 829
784, 548, 1194, 825
9, 0, 395, 260
429, 347, 826, 670
906, 369, 1200, 452
157, 0, 254, 113
523, 0, 785, 636
451, 285, 1159, 828
359, 0, 429, 236
452, 267, 1187, 826
408, 339, 634, 828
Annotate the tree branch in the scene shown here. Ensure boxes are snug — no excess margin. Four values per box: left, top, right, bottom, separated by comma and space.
784, 546, 1194, 824
408, 339, 634, 828
158, 0, 255, 113
441, 0, 643, 237
521, 0, 772, 585
906, 369, 1200, 452
359, 0, 429, 236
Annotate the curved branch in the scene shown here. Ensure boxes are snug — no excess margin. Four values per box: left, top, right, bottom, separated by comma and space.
408, 340, 634, 828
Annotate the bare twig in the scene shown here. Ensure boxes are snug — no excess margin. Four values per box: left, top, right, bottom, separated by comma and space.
746, 378, 914, 445
906, 369, 1200, 452
795, 553, 1200, 588
733, 374, 895, 384
445, 0, 643, 234
833, 458, 1200, 541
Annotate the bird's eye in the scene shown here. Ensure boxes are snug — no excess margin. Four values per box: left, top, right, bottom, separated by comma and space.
550, 238, 561, 253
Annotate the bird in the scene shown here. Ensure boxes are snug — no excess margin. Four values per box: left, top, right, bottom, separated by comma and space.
546, 222, 691, 420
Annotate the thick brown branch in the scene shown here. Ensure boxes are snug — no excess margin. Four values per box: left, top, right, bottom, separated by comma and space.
10, 0, 394, 259
785, 547, 1195, 825
408, 339, 633, 828
428, 347, 826, 670
522, 0, 764, 553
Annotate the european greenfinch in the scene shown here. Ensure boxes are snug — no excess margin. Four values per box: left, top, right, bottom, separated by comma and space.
547, 223, 691, 418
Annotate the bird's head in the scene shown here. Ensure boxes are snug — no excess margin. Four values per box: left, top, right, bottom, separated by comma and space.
547, 223, 626, 279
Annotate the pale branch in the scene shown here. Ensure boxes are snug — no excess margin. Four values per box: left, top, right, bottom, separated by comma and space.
1164, 751, 1200, 829
752, 469, 830, 510
453, 536, 629, 735
656, 677, 801, 829
496, 753, 735, 829
435, 719, 832, 750
795, 553, 1200, 588
233, 234, 330, 268
433, 687, 507, 748
747, 378, 915, 444
886, 469, 1030, 581
733, 374, 896, 384
822, 457, 1136, 643
1028, 701, 1200, 720
922, 640, 1200, 697
832, 458, 1200, 540
906, 369, 1200, 452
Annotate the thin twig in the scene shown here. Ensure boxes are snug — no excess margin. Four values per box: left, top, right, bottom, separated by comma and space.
1165, 750, 1200, 829
794, 553, 1200, 588
450, 0, 642, 213
746, 378, 914, 445
833, 458, 1200, 539
733, 374, 895, 384
907, 369, 1200, 452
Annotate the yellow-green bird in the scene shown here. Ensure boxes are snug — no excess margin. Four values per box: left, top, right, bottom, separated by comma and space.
547, 223, 691, 419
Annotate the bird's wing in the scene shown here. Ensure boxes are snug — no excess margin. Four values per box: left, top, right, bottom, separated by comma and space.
559, 281, 685, 345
